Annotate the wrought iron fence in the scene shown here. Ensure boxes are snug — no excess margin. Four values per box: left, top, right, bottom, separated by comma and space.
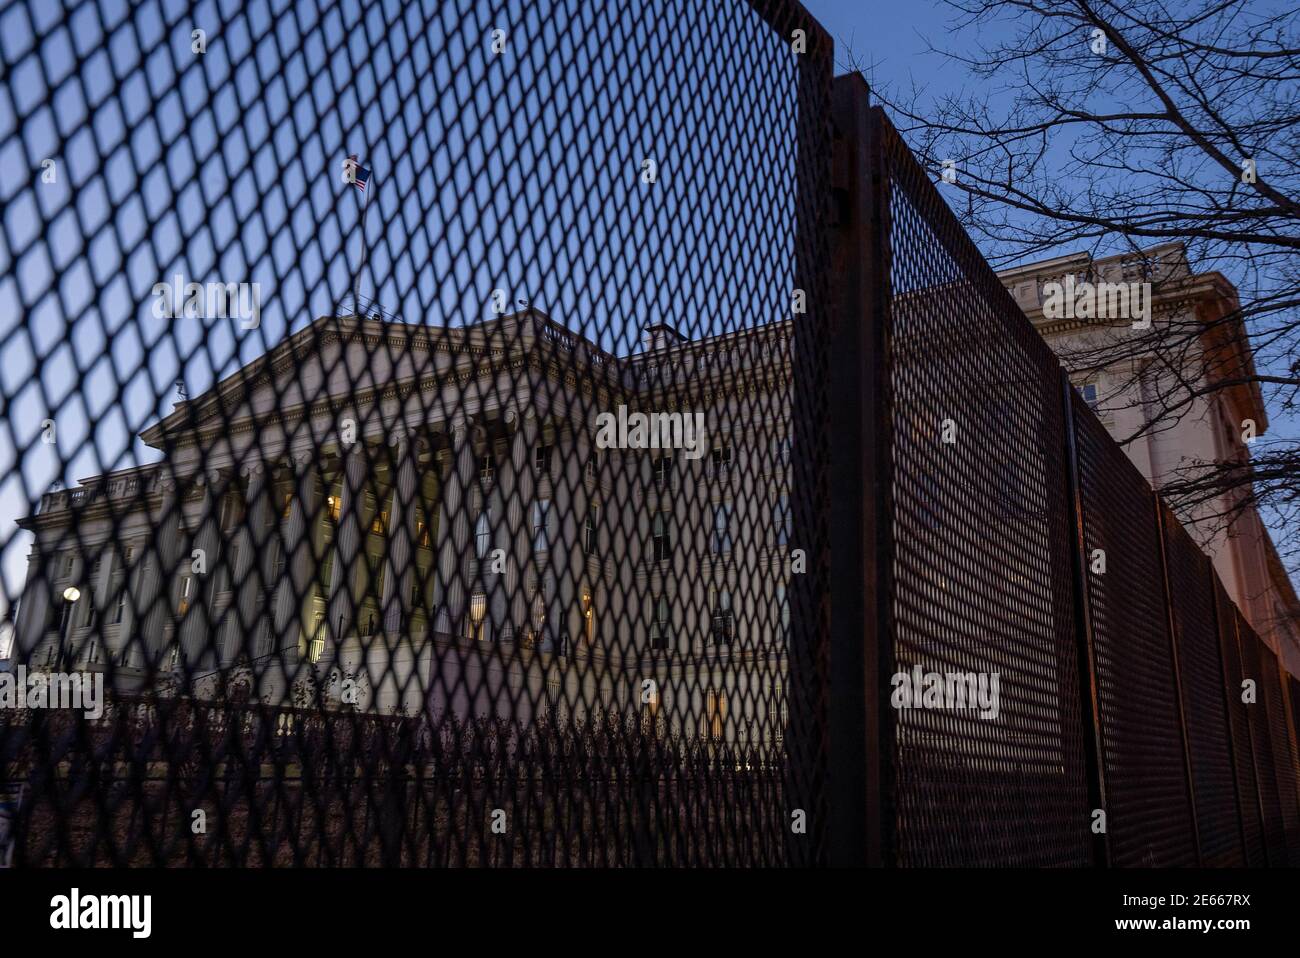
0, 0, 1297, 869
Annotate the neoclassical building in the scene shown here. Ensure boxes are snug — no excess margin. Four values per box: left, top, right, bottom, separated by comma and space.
997, 242, 1300, 677
8, 308, 795, 744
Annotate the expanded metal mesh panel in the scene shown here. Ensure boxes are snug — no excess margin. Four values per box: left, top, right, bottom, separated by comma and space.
1160, 511, 1242, 865
0, 0, 832, 866
1254, 633, 1300, 865
1215, 582, 1266, 866
1070, 397, 1195, 867
875, 113, 1091, 867
1236, 619, 1285, 866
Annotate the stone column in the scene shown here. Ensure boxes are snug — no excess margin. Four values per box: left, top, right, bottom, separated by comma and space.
225, 461, 271, 664
116, 536, 143, 665
272, 452, 320, 658
326, 443, 368, 648
139, 477, 182, 663
56, 552, 85, 668
564, 424, 592, 655
505, 407, 539, 642
14, 548, 52, 658
180, 472, 225, 668
380, 431, 420, 635
91, 542, 115, 663
435, 419, 477, 637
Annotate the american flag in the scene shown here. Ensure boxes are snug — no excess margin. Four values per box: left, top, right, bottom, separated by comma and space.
347, 154, 371, 193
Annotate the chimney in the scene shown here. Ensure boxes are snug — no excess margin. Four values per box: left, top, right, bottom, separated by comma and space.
643, 321, 685, 352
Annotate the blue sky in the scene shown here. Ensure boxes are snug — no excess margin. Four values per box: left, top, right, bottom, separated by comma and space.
0, 0, 1291, 615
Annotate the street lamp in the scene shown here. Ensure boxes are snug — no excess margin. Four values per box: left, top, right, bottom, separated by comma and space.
59, 586, 81, 669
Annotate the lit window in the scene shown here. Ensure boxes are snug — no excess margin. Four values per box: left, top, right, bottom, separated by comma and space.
531, 588, 546, 639
711, 503, 732, 555
534, 443, 552, 474
776, 493, 791, 547
584, 506, 599, 554
325, 495, 341, 523
710, 589, 734, 645
652, 454, 673, 489
532, 500, 551, 552
177, 575, 192, 617
476, 510, 492, 559
709, 444, 732, 476
369, 495, 389, 534
705, 690, 726, 741
652, 512, 672, 562
469, 592, 487, 642
581, 591, 594, 645
650, 595, 670, 651
769, 680, 785, 744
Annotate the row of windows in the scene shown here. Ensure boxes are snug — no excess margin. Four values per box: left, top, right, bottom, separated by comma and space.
646, 684, 788, 743
649, 585, 791, 650
651, 496, 791, 560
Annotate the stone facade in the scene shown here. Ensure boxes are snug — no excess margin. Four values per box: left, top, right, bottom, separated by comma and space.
997, 242, 1300, 677
7, 309, 793, 745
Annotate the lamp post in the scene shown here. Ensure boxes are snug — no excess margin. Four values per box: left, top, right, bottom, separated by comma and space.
59, 586, 80, 669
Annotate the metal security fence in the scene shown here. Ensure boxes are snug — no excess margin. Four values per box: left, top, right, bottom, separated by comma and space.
1, 0, 1298, 870
0, 0, 835, 867
1162, 507, 1244, 867
1073, 392, 1197, 867
838, 97, 1300, 868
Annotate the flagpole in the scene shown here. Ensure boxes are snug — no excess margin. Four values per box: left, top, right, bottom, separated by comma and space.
353, 169, 371, 316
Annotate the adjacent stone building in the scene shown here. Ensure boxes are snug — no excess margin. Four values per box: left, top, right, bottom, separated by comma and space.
998, 242, 1300, 676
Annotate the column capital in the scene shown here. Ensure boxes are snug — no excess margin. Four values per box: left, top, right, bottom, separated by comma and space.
505, 404, 536, 428
282, 449, 317, 473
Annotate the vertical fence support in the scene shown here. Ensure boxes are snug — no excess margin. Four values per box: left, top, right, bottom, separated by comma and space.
1274, 650, 1300, 865
1060, 373, 1110, 867
785, 11, 834, 869
826, 75, 893, 868
1225, 608, 1272, 865
1209, 567, 1252, 861
1154, 500, 1202, 865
